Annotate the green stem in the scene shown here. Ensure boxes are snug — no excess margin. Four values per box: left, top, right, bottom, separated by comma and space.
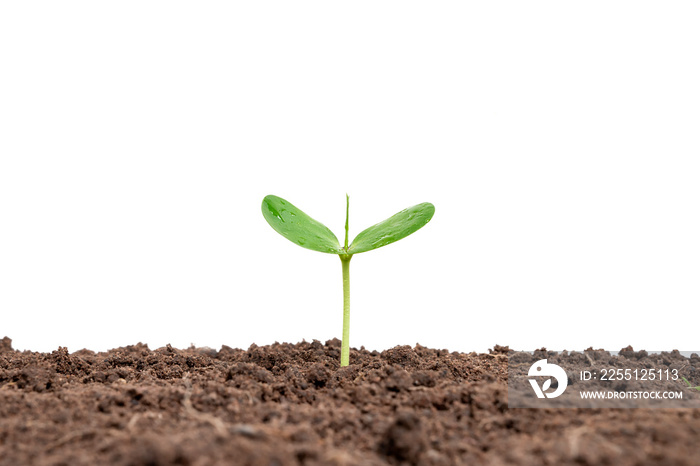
344, 194, 349, 250
340, 255, 351, 366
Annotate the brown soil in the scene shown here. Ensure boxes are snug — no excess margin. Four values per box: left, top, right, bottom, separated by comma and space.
1, 336, 699, 466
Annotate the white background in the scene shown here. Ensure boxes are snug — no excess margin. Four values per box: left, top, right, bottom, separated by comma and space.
1, 2, 698, 354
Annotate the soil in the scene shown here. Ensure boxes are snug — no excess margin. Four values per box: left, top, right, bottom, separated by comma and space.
1, 336, 700, 466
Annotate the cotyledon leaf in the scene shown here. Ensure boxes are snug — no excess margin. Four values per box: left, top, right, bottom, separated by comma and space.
261, 195, 343, 254
347, 202, 435, 254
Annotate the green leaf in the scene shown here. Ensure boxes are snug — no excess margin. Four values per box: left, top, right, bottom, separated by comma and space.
348, 202, 435, 254
261, 195, 342, 254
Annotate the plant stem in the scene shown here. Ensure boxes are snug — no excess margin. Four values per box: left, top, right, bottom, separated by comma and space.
344, 194, 349, 250
339, 194, 352, 367
340, 254, 351, 366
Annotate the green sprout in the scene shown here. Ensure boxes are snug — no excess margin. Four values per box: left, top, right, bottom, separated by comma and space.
261, 194, 435, 367
681, 377, 700, 391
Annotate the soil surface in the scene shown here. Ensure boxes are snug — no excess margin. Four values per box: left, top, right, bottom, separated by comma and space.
1, 336, 700, 465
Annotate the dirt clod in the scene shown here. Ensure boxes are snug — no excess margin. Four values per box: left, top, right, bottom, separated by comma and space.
0, 337, 12, 353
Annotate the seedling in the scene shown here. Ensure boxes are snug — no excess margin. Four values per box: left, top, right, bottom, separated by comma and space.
261, 194, 435, 366
681, 377, 700, 391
